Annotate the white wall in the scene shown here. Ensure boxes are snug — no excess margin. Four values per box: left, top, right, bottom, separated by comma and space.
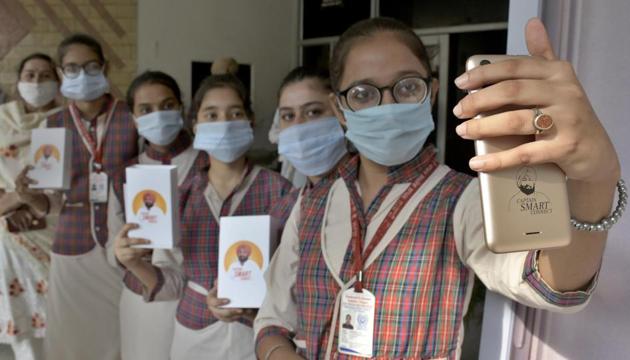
506, 0, 541, 54
538, 1, 630, 358
483, 1, 630, 359
137, 0, 298, 149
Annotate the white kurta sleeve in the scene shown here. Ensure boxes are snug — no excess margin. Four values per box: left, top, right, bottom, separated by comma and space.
454, 179, 596, 313
254, 193, 302, 342
143, 249, 187, 302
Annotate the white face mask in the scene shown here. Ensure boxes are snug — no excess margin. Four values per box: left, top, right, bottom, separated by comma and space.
135, 110, 184, 146
60, 70, 110, 101
343, 100, 435, 166
278, 116, 347, 177
17, 81, 59, 108
193, 120, 254, 163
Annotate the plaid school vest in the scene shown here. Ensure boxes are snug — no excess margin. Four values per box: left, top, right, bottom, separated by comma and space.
176, 167, 293, 330
47, 99, 138, 255
269, 186, 301, 229
294, 154, 472, 359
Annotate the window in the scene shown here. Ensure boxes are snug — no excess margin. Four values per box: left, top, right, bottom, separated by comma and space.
302, 44, 331, 71
445, 29, 507, 176
380, 0, 508, 29
302, 0, 370, 39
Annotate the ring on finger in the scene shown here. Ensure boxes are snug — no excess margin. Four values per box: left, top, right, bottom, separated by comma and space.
532, 108, 554, 134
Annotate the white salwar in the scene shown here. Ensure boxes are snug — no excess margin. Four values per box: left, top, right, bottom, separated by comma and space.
170, 318, 255, 360
46, 247, 123, 360
0, 101, 59, 360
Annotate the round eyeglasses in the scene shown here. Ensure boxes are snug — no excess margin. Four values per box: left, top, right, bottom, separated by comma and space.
337, 76, 431, 112
60, 61, 104, 79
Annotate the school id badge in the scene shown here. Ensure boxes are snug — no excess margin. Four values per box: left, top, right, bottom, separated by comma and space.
338, 287, 375, 358
89, 171, 108, 203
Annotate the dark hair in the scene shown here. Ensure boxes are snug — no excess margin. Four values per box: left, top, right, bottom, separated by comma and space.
57, 33, 105, 64
330, 17, 432, 90
191, 74, 253, 122
17, 53, 58, 80
126, 71, 183, 111
278, 66, 331, 99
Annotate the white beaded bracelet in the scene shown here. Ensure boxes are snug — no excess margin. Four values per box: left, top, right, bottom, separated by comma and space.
571, 179, 626, 231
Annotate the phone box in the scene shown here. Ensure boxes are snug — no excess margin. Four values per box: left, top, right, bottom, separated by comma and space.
28, 128, 72, 189
124, 165, 179, 249
218, 215, 278, 308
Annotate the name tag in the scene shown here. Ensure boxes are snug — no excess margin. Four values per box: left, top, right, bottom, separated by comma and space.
338, 287, 375, 358
89, 172, 108, 203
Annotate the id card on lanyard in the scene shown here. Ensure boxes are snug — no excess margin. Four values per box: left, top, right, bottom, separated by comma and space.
337, 160, 438, 358
69, 100, 116, 203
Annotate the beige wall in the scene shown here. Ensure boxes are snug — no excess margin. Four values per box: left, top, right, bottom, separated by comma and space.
137, 0, 299, 149
0, 0, 137, 100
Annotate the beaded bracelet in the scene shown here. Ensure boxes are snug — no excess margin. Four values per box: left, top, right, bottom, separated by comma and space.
571, 179, 626, 231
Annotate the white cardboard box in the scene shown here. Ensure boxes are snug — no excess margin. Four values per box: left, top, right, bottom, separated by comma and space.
218, 215, 278, 308
124, 165, 179, 249
28, 128, 72, 189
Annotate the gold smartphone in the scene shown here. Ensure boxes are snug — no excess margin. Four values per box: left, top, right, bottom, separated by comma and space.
466, 55, 571, 253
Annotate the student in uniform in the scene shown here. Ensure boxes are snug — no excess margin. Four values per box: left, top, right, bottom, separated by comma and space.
248, 66, 349, 250
253, 67, 354, 348
266, 68, 342, 189
274, 66, 347, 187
210, 66, 347, 338
16, 34, 138, 360
255, 17, 621, 360
114, 73, 292, 360
0, 53, 60, 360
107, 71, 208, 360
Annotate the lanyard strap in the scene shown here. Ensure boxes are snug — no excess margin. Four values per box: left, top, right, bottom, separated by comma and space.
69, 99, 116, 171
350, 160, 438, 292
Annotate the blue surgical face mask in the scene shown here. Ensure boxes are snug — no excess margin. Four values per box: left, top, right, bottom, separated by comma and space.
193, 119, 254, 163
342, 99, 434, 166
278, 116, 347, 177
136, 110, 184, 146
60, 70, 110, 101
